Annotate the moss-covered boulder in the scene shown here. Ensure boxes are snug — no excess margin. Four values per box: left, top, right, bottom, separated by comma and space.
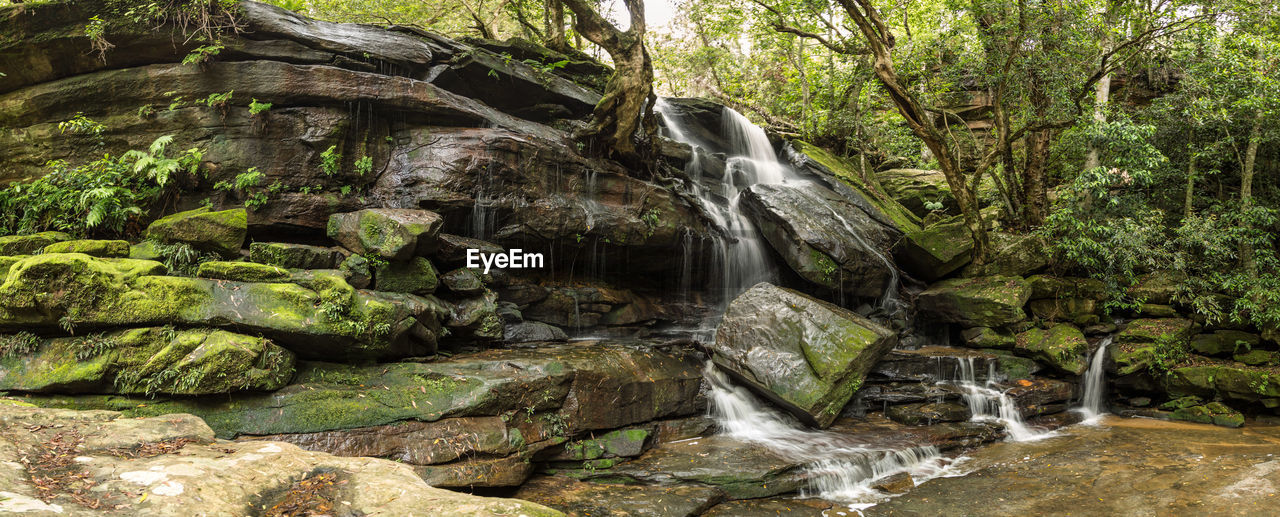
894, 217, 973, 281
1117, 318, 1196, 344
1233, 349, 1279, 366
441, 267, 484, 295
1165, 361, 1280, 405
0, 254, 438, 361
0, 327, 294, 395
1109, 342, 1159, 376
961, 232, 1049, 278
918, 275, 1032, 328
1027, 275, 1107, 300
711, 282, 897, 427
1014, 324, 1090, 375
42, 239, 130, 257
0, 232, 71, 255
339, 253, 372, 288
961, 327, 1017, 349
1028, 297, 1100, 326
375, 256, 439, 294
447, 289, 503, 342
327, 209, 443, 261
1169, 402, 1245, 428
1189, 331, 1260, 357
1127, 271, 1186, 305
877, 168, 956, 217
197, 260, 291, 282
249, 242, 346, 269
146, 207, 248, 257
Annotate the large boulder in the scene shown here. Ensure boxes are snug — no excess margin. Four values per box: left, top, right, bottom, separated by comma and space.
0, 231, 70, 255
740, 183, 899, 298
248, 241, 346, 269
42, 239, 131, 257
0, 254, 440, 360
961, 232, 1049, 277
146, 207, 247, 257
711, 283, 897, 427
0, 404, 562, 516
1164, 360, 1280, 405
326, 208, 443, 261
917, 276, 1032, 327
0, 327, 295, 395
877, 168, 956, 217
1014, 324, 1090, 376
894, 217, 974, 281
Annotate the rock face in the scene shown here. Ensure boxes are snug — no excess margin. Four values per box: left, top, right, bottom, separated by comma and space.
0, 327, 295, 395
917, 276, 1032, 328
0, 254, 440, 361
20, 341, 705, 488
1014, 324, 1090, 375
326, 209, 443, 261
0, 403, 561, 516
711, 283, 897, 427
741, 183, 899, 298
145, 207, 247, 257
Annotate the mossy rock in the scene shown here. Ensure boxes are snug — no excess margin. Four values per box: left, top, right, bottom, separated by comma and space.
339, 253, 372, 289
1028, 297, 1100, 326
0, 327, 295, 396
711, 283, 896, 428
553, 428, 651, 461
1014, 324, 1089, 375
1026, 275, 1107, 300
1127, 271, 1186, 305
960, 232, 1048, 278
376, 257, 439, 295
1165, 361, 1280, 403
42, 239, 130, 257
0, 231, 71, 255
788, 141, 921, 232
1169, 402, 1244, 428
1109, 342, 1158, 376
1136, 304, 1179, 318
918, 275, 1032, 328
989, 351, 1042, 380
1233, 349, 1279, 366
146, 206, 247, 257
960, 327, 1016, 349
1117, 318, 1196, 344
1189, 331, 1260, 357
197, 261, 291, 282
447, 289, 503, 342
441, 268, 484, 295
0, 254, 437, 361
876, 168, 956, 217
327, 209, 443, 261
0, 255, 29, 277
249, 242, 346, 269
895, 216, 973, 281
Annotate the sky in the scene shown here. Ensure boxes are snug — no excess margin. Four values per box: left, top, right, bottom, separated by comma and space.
603, 0, 681, 33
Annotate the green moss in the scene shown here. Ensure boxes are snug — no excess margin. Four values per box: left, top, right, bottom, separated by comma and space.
1015, 324, 1089, 375
792, 141, 920, 232
375, 257, 438, 294
0, 232, 71, 255
196, 260, 291, 282
146, 206, 247, 257
42, 239, 130, 257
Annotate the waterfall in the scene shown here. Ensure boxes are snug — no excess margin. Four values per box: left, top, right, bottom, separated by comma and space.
950, 358, 1054, 442
1076, 336, 1113, 423
655, 98, 800, 309
705, 364, 964, 505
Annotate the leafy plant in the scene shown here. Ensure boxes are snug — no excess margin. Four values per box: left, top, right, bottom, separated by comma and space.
121, 135, 203, 187
320, 145, 341, 176
58, 113, 106, 136
0, 332, 40, 359
182, 44, 224, 66
84, 15, 114, 62
248, 98, 273, 115
1149, 334, 1190, 376
149, 240, 218, 276
354, 155, 373, 176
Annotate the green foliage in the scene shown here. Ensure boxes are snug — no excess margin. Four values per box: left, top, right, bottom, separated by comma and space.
320, 145, 341, 176
213, 167, 275, 211
73, 333, 119, 361
84, 15, 113, 62
1149, 334, 1190, 376
0, 332, 40, 359
354, 155, 373, 176
248, 98, 273, 115
0, 130, 202, 237
149, 239, 219, 276
198, 90, 233, 109
58, 113, 106, 136
182, 44, 224, 66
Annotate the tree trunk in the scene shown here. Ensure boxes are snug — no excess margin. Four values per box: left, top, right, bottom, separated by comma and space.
1183, 152, 1195, 220
1241, 113, 1261, 278
560, 0, 655, 160
837, 0, 988, 262
544, 0, 567, 52
1084, 74, 1110, 170
1023, 129, 1051, 226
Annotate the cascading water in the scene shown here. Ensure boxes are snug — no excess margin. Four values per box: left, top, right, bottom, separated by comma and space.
949, 357, 1054, 442
705, 364, 964, 506
1076, 336, 1113, 423
654, 98, 801, 313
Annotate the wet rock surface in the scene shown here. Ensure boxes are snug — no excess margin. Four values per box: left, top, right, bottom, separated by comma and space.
0, 402, 561, 516
866, 418, 1280, 516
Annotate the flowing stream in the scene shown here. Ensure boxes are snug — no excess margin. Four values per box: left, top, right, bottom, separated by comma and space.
948, 358, 1054, 442
705, 364, 964, 507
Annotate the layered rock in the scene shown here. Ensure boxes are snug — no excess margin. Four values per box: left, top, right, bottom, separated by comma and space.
0, 403, 561, 516
711, 283, 896, 427
917, 276, 1032, 328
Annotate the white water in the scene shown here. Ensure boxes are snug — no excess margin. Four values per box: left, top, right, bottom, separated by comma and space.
1076, 336, 1113, 424
949, 358, 1055, 442
705, 364, 966, 506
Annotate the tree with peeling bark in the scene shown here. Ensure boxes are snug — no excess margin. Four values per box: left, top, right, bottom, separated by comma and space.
560, 0, 656, 161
